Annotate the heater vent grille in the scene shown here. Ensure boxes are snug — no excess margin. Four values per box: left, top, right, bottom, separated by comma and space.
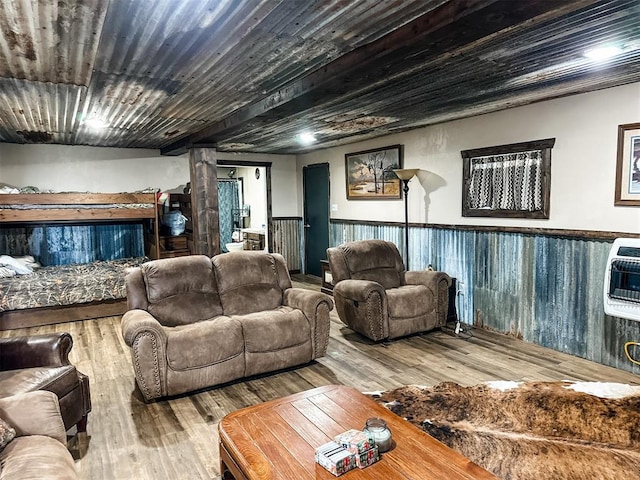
609, 260, 640, 303
604, 239, 640, 321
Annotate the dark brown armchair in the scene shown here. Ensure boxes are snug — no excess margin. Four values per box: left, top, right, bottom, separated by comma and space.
0, 333, 91, 433
327, 239, 451, 341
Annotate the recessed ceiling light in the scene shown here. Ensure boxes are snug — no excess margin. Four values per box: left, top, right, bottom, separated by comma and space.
297, 132, 316, 145
584, 45, 622, 61
84, 118, 109, 130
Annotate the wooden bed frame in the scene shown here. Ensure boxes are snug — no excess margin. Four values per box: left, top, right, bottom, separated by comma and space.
0, 191, 159, 330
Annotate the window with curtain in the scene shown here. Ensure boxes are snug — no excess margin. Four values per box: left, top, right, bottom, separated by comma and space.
461, 138, 555, 219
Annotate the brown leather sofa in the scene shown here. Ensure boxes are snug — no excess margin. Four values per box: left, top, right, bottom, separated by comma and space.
122, 252, 334, 401
327, 239, 451, 341
0, 391, 77, 479
0, 333, 91, 433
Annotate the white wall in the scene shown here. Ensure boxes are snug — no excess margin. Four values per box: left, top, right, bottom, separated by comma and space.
213, 151, 299, 217
0, 144, 188, 192
298, 82, 640, 234
0, 145, 299, 217
237, 166, 267, 229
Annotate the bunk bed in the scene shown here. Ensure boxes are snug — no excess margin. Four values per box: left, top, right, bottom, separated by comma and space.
0, 192, 160, 330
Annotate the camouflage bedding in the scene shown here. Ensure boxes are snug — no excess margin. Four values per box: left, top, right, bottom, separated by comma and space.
0, 257, 147, 312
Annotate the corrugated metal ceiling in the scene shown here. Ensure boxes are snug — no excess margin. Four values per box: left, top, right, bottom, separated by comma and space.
0, 0, 638, 154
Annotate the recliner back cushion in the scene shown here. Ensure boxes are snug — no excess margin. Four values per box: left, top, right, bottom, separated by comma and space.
213, 251, 285, 315
339, 240, 403, 289
140, 255, 223, 326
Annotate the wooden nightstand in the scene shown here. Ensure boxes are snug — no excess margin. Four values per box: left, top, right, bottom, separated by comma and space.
241, 229, 265, 250
320, 260, 333, 295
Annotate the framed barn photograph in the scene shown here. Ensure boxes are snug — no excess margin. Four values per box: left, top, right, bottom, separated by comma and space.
345, 145, 403, 200
615, 122, 640, 206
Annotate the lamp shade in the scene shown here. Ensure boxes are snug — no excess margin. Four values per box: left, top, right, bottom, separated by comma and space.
393, 168, 419, 181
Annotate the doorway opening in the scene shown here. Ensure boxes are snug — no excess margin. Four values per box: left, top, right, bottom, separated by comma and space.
217, 160, 272, 252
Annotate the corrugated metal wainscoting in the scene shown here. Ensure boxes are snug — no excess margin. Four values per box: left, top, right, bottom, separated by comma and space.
272, 217, 302, 272
330, 220, 640, 376
0, 223, 144, 265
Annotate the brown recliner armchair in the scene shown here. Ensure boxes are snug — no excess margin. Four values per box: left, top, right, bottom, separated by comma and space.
327, 239, 451, 341
0, 333, 91, 433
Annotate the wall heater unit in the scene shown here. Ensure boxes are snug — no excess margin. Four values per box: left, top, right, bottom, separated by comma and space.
604, 238, 640, 321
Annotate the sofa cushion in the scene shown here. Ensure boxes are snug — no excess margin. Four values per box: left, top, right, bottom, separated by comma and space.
165, 316, 244, 371
213, 252, 284, 315
236, 306, 310, 353
0, 436, 76, 480
0, 366, 78, 399
0, 392, 67, 445
141, 256, 223, 326
386, 284, 433, 318
240, 306, 314, 377
339, 240, 403, 289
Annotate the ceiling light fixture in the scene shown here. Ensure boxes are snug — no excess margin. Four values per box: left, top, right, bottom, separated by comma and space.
84, 118, 109, 130
584, 45, 623, 61
297, 132, 316, 145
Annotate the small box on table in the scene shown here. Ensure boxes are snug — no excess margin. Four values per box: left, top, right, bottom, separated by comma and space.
334, 429, 375, 454
334, 429, 379, 468
315, 441, 356, 476
354, 444, 379, 468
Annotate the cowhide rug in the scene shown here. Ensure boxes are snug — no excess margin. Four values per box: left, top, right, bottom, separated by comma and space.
370, 381, 640, 480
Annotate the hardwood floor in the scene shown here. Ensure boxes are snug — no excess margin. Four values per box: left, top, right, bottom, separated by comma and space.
2, 274, 637, 480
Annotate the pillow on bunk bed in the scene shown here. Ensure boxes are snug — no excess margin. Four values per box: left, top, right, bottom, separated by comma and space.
0, 267, 15, 278
0, 255, 38, 276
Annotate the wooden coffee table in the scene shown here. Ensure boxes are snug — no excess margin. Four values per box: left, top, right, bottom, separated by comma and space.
218, 384, 497, 479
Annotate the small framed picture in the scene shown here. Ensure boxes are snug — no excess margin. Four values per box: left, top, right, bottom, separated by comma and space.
345, 145, 403, 200
615, 123, 640, 206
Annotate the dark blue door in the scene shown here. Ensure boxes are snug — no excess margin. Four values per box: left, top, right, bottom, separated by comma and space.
303, 163, 329, 277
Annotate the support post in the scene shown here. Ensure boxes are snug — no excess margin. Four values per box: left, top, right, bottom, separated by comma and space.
189, 146, 219, 257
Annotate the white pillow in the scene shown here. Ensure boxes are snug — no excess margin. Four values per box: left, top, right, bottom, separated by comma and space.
0, 255, 33, 275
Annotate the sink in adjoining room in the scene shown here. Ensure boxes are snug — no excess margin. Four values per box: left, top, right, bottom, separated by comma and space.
225, 242, 244, 252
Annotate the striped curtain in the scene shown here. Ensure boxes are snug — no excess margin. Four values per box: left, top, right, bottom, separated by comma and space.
468, 150, 543, 211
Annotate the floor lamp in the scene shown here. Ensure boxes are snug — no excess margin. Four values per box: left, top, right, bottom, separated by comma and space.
393, 168, 419, 270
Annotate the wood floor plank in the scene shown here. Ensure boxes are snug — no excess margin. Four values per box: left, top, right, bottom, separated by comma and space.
1, 274, 638, 479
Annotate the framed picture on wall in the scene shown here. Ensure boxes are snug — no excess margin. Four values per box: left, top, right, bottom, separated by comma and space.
615, 122, 640, 206
345, 145, 403, 200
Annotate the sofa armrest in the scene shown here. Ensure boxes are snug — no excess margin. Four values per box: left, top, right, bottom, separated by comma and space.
121, 309, 168, 347
333, 279, 385, 302
0, 333, 73, 370
0, 391, 66, 445
121, 309, 169, 401
405, 270, 451, 325
404, 270, 451, 295
333, 279, 388, 341
284, 288, 334, 358
284, 288, 334, 318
